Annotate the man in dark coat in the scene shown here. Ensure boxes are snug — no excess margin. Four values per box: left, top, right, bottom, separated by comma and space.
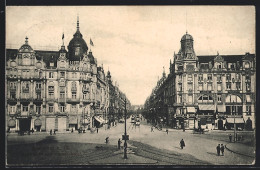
216, 144, 221, 156
220, 144, 225, 156
229, 134, 232, 142
180, 139, 185, 149
118, 138, 122, 149
50, 129, 52, 135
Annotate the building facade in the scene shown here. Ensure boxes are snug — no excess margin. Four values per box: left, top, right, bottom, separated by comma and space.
144, 32, 256, 130
6, 18, 130, 132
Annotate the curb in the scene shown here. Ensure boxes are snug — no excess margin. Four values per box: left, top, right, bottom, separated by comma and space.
225, 144, 255, 158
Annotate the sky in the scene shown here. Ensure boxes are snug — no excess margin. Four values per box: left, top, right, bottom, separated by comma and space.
6, 6, 255, 105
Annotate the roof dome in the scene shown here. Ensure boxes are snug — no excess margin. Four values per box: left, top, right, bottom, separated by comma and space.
18, 37, 34, 53
181, 32, 193, 41
68, 17, 88, 61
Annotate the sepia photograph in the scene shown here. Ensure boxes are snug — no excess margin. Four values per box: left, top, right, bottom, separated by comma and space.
5, 5, 256, 166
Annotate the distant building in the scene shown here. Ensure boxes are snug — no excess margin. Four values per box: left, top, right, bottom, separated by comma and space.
144, 32, 256, 130
6, 18, 130, 132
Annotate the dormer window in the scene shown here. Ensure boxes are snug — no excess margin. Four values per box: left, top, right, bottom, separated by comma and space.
245, 62, 250, 68
50, 62, 54, 67
75, 47, 80, 56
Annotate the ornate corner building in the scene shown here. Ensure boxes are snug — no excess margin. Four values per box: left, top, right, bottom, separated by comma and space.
144, 32, 256, 130
6, 18, 131, 132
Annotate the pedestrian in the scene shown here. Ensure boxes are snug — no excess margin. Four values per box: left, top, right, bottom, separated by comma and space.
105, 137, 109, 144
166, 128, 169, 134
71, 128, 73, 133
180, 139, 185, 149
229, 134, 232, 142
151, 126, 154, 132
118, 138, 122, 149
31, 128, 34, 134
50, 129, 52, 135
97, 128, 99, 133
53, 129, 56, 135
220, 144, 225, 156
216, 144, 221, 156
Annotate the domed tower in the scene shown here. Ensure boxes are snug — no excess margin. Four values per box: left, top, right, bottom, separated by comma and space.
179, 32, 196, 60
17, 37, 36, 66
68, 16, 88, 61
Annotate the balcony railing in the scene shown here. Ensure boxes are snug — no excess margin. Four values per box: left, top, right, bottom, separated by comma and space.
82, 98, 92, 103
58, 98, 66, 103
82, 87, 90, 93
55, 112, 67, 116
10, 87, 16, 92
7, 98, 17, 102
71, 87, 77, 91
35, 87, 42, 93
67, 98, 80, 103
22, 88, 29, 93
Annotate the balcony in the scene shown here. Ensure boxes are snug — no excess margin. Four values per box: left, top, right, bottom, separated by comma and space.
58, 98, 66, 103
67, 98, 80, 103
35, 87, 42, 93
55, 112, 67, 116
82, 98, 92, 103
34, 75, 44, 80
80, 77, 92, 82
82, 87, 90, 93
20, 98, 33, 102
47, 97, 57, 102
10, 87, 17, 93
71, 87, 77, 92
7, 98, 17, 103
33, 98, 43, 103
22, 88, 29, 93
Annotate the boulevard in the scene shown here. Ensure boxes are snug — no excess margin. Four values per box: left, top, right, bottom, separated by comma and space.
7, 118, 255, 166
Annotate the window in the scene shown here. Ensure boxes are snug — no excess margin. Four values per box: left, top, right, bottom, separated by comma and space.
188, 74, 192, 81
246, 95, 251, 103
10, 93, 16, 99
22, 105, 28, 112
245, 62, 250, 69
246, 106, 251, 115
60, 92, 65, 99
83, 93, 87, 99
36, 93, 41, 99
207, 83, 212, 91
226, 74, 231, 81
246, 75, 250, 81
198, 83, 203, 91
207, 74, 212, 81
49, 72, 53, 78
10, 106, 16, 113
50, 62, 54, 67
236, 73, 241, 81
188, 95, 193, 103
246, 83, 251, 91
72, 92, 77, 99
36, 105, 41, 114
71, 104, 77, 112
36, 83, 41, 89
49, 104, 54, 112
178, 95, 182, 103
75, 47, 80, 56
60, 72, 65, 78
49, 91, 54, 98
198, 74, 203, 81
236, 83, 241, 90
217, 95, 222, 103
217, 64, 222, 69
60, 105, 65, 112
226, 83, 231, 90
178, 84, 182, 91
228, 63, 235, 69
188, 83, 192, 91
217, 83, 222, 91
217, 75, 221, 81
179, 75, 182, 81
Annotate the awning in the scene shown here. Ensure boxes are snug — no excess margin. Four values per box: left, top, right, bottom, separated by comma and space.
34, 119, 42, 126
99, 117, 105, 123
226, 118, 245, 124
199, 105, 215, 111
217, 105, 226, 112
8, 119, 16, 127
69, 116, 77, 124
187, 107, 196, 113
94, 116, 104, 123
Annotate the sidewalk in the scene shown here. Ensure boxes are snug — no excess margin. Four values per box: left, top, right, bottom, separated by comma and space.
225, 142, 255, 158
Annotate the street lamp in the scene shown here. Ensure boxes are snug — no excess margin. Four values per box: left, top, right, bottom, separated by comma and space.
233, 101, 236, 142
122, 97, 128, 159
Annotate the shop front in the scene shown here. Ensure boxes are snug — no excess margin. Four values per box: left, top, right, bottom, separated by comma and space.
34, 118, 42, 131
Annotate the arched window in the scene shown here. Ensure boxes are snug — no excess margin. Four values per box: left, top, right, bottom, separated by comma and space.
198, 95, 213, 103
245, 62, 250, 68
225, 94, 242, 103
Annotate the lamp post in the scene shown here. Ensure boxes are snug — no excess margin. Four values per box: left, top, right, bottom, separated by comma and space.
123, 97, 128, 159
233, 101, 236, 142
